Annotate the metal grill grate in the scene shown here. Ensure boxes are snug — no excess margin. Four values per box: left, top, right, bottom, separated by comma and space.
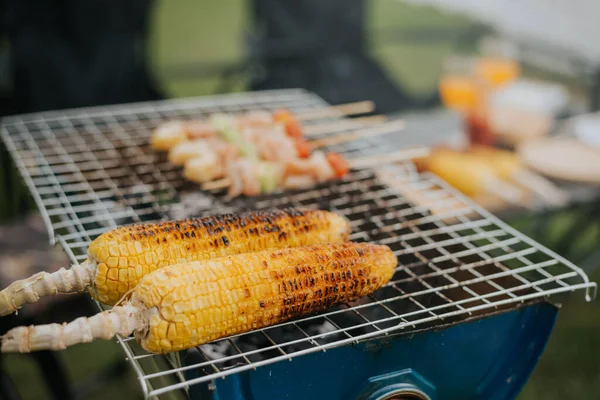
1, 89, 595, 399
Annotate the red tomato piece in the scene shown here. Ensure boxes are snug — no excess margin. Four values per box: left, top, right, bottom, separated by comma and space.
294, 138, 311, 158
325, 152, 350, 178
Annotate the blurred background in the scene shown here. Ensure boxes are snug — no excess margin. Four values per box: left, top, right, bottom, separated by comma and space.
0, 1, 599, 399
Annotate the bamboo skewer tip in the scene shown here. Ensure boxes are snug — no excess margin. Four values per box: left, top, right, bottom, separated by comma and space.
201, 178, 231, 191
513, 169, 569, 207
0, 261, 96, 317
483, 178, 533, 209
295, 101, 376, 121
1, 302, 141, 353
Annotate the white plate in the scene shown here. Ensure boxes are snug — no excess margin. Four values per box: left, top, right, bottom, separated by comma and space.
518, 137, 600, 184
572, 114, 600, 149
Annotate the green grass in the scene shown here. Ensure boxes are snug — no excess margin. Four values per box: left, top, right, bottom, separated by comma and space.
369, 1, 475, 95
148, 0, 248, 98
517, 277, 600, 400
4, 340, 142, 400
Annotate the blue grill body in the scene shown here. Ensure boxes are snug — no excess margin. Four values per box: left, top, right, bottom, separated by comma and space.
186, 302, 557, 400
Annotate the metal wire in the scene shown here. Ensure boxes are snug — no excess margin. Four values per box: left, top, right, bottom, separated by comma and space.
1, 89, 596, 399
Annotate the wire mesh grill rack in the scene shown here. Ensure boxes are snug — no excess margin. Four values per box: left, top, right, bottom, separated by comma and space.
1, 89, 596, 399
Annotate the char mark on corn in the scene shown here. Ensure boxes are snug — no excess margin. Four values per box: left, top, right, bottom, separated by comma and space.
88, 208, 351, 305
134, 242, 396, 353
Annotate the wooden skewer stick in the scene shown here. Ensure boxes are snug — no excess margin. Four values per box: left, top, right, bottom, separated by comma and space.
426, 149, 533, 210
512, 169, 569, 207
308, 120, 404, 148
349, 147, 431, 169
202, 178, 236, 191
303, 115, 387, 137
295, 101, 376, 121
201, 146, 430, 192
375, 169, 473, 224
481, 178, 530, 208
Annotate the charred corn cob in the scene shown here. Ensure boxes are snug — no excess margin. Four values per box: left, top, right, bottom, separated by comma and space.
1, 242, 396, 354
0, 209, 351, 315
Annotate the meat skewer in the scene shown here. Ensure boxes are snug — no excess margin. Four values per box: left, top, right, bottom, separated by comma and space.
2, 243, 396, 354
152, 111, 407, 198
170, 120, 405, 195
172, 118, 404, 172
201, 147, 430, 197
154, 112, 396, 192
150, 104, 383, 152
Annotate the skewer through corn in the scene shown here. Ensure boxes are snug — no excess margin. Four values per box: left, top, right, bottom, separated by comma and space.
0, 209, 351, 315
1, 242, 397, 354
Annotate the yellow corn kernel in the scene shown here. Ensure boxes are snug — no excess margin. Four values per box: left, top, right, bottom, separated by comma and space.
87, 209, 351, 305
106, 257, 118, 268
132, 242, 396, 353
107, 269, 118, 281
119, 244, 129, 256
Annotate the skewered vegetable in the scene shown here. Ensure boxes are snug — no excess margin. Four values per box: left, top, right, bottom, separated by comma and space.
174, 122, 307, 166
1, 242, 396, 354
0, 209, 351, 315
154, 112, 404, 199
216, 151, 348, 197
294, 138, 311, 158
258, 162, 285, 193
183, 145, 350, 196
209, 114, 260, 160
272, 109, 303, 138
325, 152, 350, 178
150, 101, 378, 153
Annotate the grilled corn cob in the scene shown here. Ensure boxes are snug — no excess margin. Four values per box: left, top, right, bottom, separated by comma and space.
1, 242, 396, 354
0, 209, 351, 315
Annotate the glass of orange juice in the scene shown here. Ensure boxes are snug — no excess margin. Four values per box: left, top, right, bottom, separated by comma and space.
474, 37, 521, 88
438, 56, 484, 113
439, 75, 481, 113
